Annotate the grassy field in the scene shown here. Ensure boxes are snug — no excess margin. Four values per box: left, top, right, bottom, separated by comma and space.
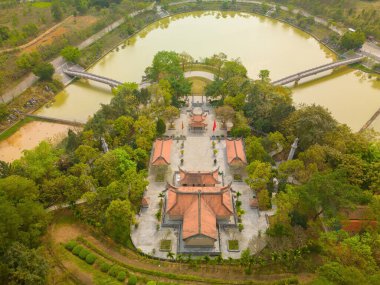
31, 1, 52, 8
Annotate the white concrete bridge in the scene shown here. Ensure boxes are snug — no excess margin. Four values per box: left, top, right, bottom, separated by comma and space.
272, 56, 365, 86
63, 68, 123, 88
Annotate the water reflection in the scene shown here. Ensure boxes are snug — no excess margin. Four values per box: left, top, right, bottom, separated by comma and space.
35, 11, 379, 131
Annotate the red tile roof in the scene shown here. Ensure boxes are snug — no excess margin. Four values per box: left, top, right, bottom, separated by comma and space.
151, 138, 172, 166
179, 167, 220, 186
342, 220, 377, 233
341, 206, 377, 233
141, 197, 150, 207
189, 121, 208, 128
189, 112, 208, 128
166, 183, 233, 240
226, 138, 247, 165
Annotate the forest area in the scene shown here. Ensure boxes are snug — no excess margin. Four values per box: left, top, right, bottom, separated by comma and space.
0, 50, 379, 284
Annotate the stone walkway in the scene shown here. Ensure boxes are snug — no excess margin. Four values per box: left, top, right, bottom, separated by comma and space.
131, 99, 270, 259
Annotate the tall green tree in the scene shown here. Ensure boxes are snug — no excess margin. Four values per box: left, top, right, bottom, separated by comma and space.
61, 46, 81, 64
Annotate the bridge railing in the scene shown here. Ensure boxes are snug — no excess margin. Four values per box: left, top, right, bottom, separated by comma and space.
63, 69, 123, 86
273, 56, 364, 85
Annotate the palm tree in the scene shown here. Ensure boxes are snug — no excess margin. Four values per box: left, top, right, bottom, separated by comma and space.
158, 192, 165, 198
167, 251, 175, 260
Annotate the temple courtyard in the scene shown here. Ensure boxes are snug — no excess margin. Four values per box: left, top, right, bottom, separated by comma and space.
131, 96, 274, 259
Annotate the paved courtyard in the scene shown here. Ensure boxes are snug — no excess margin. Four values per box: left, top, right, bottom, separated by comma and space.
131, 97, 271, 259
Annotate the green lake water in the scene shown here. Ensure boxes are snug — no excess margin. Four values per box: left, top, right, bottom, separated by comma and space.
36, 11, 380, 132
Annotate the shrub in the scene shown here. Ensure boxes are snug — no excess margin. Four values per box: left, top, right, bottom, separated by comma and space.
32, 62, 55, 80
85, 253, 97, 265
117, 271, 127, 282
146, 282, 156, 285
79, 248, 90, 260
72, 245, 84, 256
100, 262, 111, 273
108, 265, 122, 278
128, 275, 137, 285
65, 240, 78, 251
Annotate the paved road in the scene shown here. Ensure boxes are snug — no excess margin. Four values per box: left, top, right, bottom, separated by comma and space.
0, 4, 155, 104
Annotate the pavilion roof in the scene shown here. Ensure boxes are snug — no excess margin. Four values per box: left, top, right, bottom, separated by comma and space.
226, 138, 247, 165
179, 167, 220, 186
151, 138, 172, 166
166, 183, 233, 240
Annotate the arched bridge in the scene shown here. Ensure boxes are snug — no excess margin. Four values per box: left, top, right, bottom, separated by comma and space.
63, 68, 123, 88
272, 56, 365, 86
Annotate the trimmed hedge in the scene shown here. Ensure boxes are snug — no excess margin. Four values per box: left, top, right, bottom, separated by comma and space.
109, 265, 123, 278
65, 240, 78, 251
72, 245, 84, 256
117, 271, 127, 282
79, 248, 90, 260
85, 253, 97, 265
100, 262, 111, 273
128, 275, 137, 285
79, 237, 300, 284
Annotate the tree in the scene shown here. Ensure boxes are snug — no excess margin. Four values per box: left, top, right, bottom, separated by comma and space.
282, 104, 337, 151
61, 46, 81, 64
179, 52, 194, 71
215, 105, 235, 129
75, 0, 89, 14
75, 145, 100, 164
0, 176, 48, 251
0, 160, 10, 178
156, 118, 166, 136
12, 141, 61, 183
0, 103, 9, 121
230, 111, 251, 138
22, 23, 38, 38
105, 199, 134, 243
145, 51, 182, 81
134, 115, 156, 151
51, 0, 63, 21
149, 79, 173, 106
299, 170, 365, 220
340, 30, 366, 51
317, 262, 367, 285
145, 51, 191, 104
0, 26, 10, 43
258, 189, 271, 210
162, 106, 180, 128
40, 175, 83, 207
245, 160, 272, 191
259, 69, 270, 82
3, 243, 49, 285
32, 62, 55, 81
93, 148, 137, 186
16, 52, 42, 72
220, 60, 247, 80
245, 136, 271, 163
278, 159, 306, 182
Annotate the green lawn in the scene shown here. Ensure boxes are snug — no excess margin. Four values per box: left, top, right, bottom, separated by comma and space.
31, 1, 52, 8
